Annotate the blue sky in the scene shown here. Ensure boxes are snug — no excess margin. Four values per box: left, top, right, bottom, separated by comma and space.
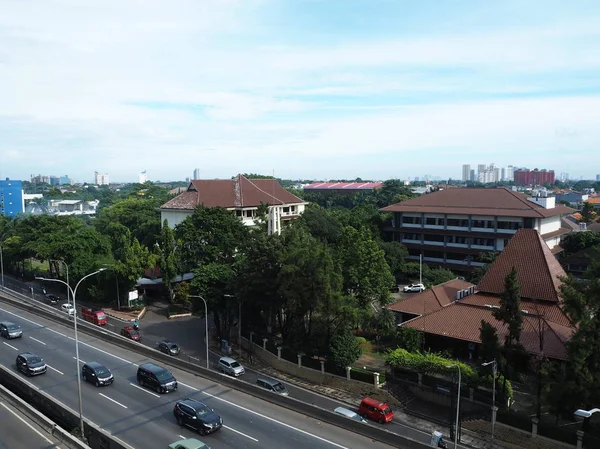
1, 0, 600, 183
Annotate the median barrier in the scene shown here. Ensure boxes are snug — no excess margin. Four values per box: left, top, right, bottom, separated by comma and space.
0, 291, 430, 449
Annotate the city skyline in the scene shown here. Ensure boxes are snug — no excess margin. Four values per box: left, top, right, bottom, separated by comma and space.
1, 1, 600, 182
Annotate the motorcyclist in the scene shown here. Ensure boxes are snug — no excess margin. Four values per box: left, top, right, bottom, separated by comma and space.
133, 320, 139, 330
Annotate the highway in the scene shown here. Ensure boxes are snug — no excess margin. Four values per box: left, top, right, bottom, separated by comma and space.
0, 299, 400, 449
0, 398, 60, 449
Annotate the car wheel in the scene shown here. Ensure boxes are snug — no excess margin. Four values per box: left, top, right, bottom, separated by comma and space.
176, 416, 183, 426
378, 418, 385, 424
82, 373, 87, 381
95, 380, 100, 387
139, 379, 144, 387
156, 385, 162, 394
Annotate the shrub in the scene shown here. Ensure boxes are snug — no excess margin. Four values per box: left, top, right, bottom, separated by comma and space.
355, 336, 367, 345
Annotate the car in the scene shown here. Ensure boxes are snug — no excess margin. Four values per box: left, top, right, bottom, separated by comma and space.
137, 363, 177, 393
61, 303, 75, 315
158, 340, 181, 356
121, 326, 141, 341
0, 321, 23, 339
82, 362, 114, 387
16, 352, 47, 376
173, 398, 223, 435
256, 377, 289, 396
403, 283, 426, 293
168, 438, 210, 449
45, 294, 59, 305
218, 356, 244, 376
334, 406, 367, 423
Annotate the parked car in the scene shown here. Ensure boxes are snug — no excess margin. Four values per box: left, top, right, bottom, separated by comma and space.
334, 406, 367, 423
358, 397, 394, 423
81, 308, 108, 326
61, 303, 75, 315
44, 294, 59, 305
121, 326, 141, 341
0, 321, 22, 339
403, 283, 426, 293
158, 340, 181, 356
168, 438, 210, 449
173, 398, 223, 435
137, 363, 177, 393
16, 352, 47, 376
256, 377, 289, 396
218, 356, 245, 376
82, 362, 114, 387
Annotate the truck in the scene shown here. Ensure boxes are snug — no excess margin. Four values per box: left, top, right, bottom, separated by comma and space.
81, 308, 108, 326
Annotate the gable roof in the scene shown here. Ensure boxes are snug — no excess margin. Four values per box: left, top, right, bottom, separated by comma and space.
160, 175, 305, 210
380, 187, 573, 218
386, 279, 473, 315
476, 229, 566, 302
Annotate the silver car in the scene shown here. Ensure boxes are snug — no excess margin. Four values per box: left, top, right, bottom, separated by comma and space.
0, 321, 23, 339
334, 407, 367, 423
218, 357, 245, 376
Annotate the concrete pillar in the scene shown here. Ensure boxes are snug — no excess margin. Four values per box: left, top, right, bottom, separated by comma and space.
320, 360, 325, 374
469, 387, 474, 402
374, 372, 380, 386
577, 430, 584, 449
297, 354, 302, 368
531, 417, 539, 439
262, 338, 268, 350
277, 346, 282, 360
418, 373, 423, 387
346, 366, 351, 380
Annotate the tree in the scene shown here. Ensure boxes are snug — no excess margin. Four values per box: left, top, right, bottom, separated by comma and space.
492, 267, 523, 347
581, 201, 597, 224
158, 219, 179, 301
470, 251, 499, 284
114, 235, 157, 301
380, 241, 408, 281
329, 331, 362, 371
423, 267, 456, 287
375, 179, 416, 207
300, 204, 343, 244
560, 231, 600, 257
395, 327, 423, 353
479, 320, 502, 366
374, 308, 396, 337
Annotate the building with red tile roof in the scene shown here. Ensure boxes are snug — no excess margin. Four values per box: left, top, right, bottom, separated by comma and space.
303, 181, 383, 192
401, 229, 575, 361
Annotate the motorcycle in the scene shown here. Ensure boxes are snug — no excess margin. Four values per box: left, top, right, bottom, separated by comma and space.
133, 321, 139, 330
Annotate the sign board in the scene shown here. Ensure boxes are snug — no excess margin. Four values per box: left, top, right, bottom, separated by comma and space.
128, 290, 139, 306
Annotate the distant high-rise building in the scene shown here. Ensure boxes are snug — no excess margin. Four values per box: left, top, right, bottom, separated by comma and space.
477, 163, 499, 183
596, 174, 600, 181
470, 169, 475, 181
501, 168, 506, 181
50, 176, 60, 186
514, 168, 555, 186
59, 175, 70, 185
462, 164, 471, 182
30, 174, 50, 184
559, 173, 570, 182
0, 179, 25, 217
193, 168, 200, 180
138, 169, 147, 184
506, 165, 514, 181
185, 177, 190, 183
94, 171, 109, 186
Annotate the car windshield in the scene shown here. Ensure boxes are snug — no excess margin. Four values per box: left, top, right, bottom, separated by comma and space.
230, 361, 241, 368
28, 356, 42, 364
194, 404, 212, 418
95, 366, 110, 376
382, 407, 391, 415
7, 324, 19, 331
155, 370, 173, 382
272, 383, 286, 392
96, 312, 107, 319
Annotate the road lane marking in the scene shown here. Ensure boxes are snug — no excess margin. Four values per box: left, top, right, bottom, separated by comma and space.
49, 329, 68, 338
129, 382, 160, 398
0, 307, 44, 328
99, 393, 128, 409
3, 342, 19, 351
29, 336, 46, 345
77, 340, 139, 366
223, 424, 258, 441
179, 435, 186, 439
47, 365, 64, 375
0, 402, 56, 445
72, 356, 86, 364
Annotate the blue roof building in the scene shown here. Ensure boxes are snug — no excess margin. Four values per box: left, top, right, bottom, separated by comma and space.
0, 179, 24, 217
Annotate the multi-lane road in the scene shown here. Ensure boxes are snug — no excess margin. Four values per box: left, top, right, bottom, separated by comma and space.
0, 398, 60, 448
0, 298, 401, 449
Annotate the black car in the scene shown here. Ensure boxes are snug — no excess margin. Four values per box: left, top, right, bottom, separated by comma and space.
137, 363, 177, 393
158, 340, 181, 356
16, 352, 47, 376
45, 294, 59, 305
173, 398, 223, 435
0, 321, 23, 339
82, 362, 114, 387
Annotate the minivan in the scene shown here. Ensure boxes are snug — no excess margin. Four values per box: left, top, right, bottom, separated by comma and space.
334, 406, 367, 423
256, 377, 289, 396
137, 363, 178, 394
218, 357, 245, 376
82, 362, 114, 387
358, 397, 394, 423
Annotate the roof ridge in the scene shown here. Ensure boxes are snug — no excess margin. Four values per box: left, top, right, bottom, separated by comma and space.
503, 188, 545, 217
245, 177, 285, 204
534, 230, 560, 302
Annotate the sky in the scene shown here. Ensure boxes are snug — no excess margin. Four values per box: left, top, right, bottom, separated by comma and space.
1, 0, 600, 183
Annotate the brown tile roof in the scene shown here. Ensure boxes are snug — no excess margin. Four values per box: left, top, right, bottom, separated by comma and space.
551, 245, 564, 255
561, 215, 581, 232
540, 227, 572, 239
588, 222, 600, 232
160, 175, 305, 210
386, 279, 473, 315
476, 229, 566, 302
586, 198, 600, 204
380, 187, 574, 218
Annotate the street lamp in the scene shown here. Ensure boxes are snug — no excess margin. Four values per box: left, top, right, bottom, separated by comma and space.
50, 259, 70, 305
36, 268, 106, 439
188, 295, 209, 369
482, 359, 497, 439
0, 243, 4, 290
447, 364, 462, 449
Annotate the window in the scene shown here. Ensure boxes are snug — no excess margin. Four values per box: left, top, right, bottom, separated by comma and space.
423, 234, 444, 242
447, 218, 469, 227
402, 232, 421, 241
497, 221, 521, 230
424, 250, 443, 259
283, 207, 289, 213
473, 238, 494, 247
402, 216, 422, 224
447, 235, 468, 244
446, 252, 466, 261
425, 217, 445, 226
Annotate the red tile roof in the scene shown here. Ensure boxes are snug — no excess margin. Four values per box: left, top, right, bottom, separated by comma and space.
380, 187, 573, 218
541, 228, 572, 240
303, 181, 383, 190
476, 229, 566, 302
386, 279, 473, 315
161, 175, 305, 210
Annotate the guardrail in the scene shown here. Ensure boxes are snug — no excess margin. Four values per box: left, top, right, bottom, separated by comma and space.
0, 289, 430, 449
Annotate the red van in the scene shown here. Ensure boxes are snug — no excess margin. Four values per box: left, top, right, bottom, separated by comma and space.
81, 308, 108, 326
358, 397, 394, 423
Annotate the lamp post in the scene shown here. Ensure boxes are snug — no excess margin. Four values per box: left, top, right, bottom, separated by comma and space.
0, 243, 4, 290
447, 364, 462, 449
36, 268, 106, 439
50, 259, 70, 305
188, 295, 209, 369
482, 359, 497, 439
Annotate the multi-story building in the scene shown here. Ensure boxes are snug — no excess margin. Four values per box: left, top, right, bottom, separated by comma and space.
193, 168, 200, 180
380, 187, 573, 272
470, 169, 475, 182
138, 170, 147, 184
514, 168, 555, 186
596, 174, 600, 181
30, 174, 50, 184
94, 171, 109, 186
461, 164, 471, 182
0, 179, 25, 217
303, 181, 383, 194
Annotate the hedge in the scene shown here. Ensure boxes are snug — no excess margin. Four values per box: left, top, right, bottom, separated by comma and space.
350, 366, 386, 384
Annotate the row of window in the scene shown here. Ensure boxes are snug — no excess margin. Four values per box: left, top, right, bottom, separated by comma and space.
402, 234, 495, 247
407, 249, 486, 262
234, 205, 299, 219
401, 216, 524, 230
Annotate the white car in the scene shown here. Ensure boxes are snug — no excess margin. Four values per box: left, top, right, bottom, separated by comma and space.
61, 303, 75, 315
403, 283, 426, 293
218, 356, 245, 376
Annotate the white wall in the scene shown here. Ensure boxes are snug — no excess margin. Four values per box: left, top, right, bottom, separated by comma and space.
539, 216, 561, 235
161, 210, 192, 229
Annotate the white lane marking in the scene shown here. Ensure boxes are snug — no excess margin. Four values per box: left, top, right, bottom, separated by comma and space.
77, 340, 139, 366
129, 382, 160, 398
29, 336, 46, 345
49, 329, 68, 338
72, 357, 86, 364
99, 393, 128, 409
179, 434, 186, 439
0, 307, 44, 328
0, 402, 56, 445
47, 364, 64, 375
223, 424, 258, 441
3, 341, 19, 351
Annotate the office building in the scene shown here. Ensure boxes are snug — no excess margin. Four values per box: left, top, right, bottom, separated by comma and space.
0, 179, 25, 217
462, 164, 471, 182
596, 174, 600, 181
139, 170, 147, 184
470, 170, 475, 182
30, 174, 50, 184
514, 168, 555, 186
193, 168, 200, 180
94, 171, 109, 186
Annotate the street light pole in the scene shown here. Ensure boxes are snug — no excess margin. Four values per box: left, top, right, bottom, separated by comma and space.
482, 359, 497, 439
51, 259, 70, 305
447, 364, 462, 449
0, 243, 4, 290
36, 268, 106, 440
188, 295, 209, 369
